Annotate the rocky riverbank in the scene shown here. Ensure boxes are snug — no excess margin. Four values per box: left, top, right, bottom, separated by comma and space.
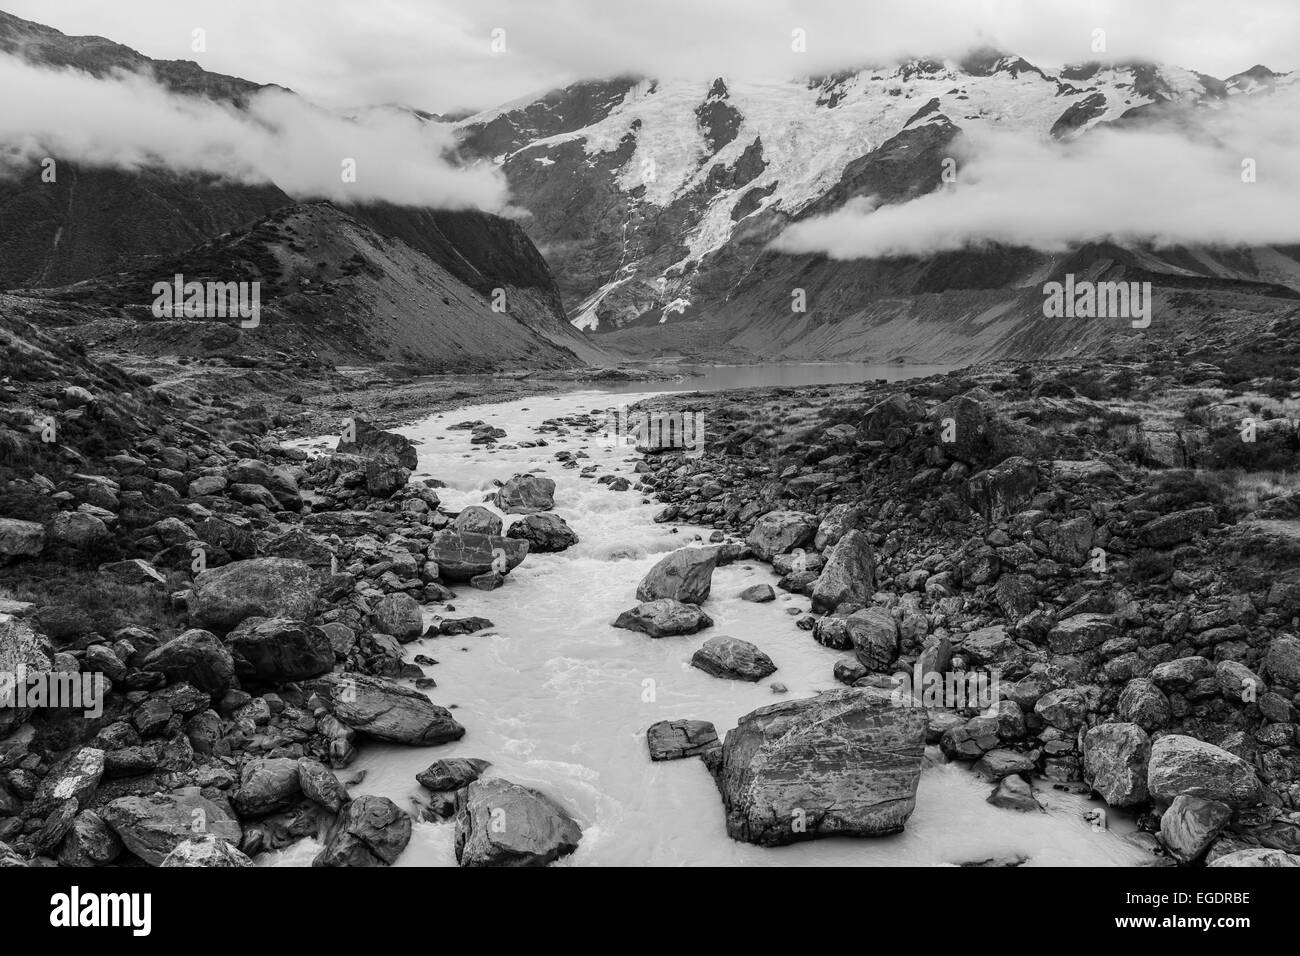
0, 311, 608, 867
627, 354, 1300, 866
3, 305, 1300, 868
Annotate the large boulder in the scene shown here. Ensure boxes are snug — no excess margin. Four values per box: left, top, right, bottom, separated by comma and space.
492, 474, 556, 514
142, 629, 237, 694
1208, 849, 1300, 867
1117, 678, 1171, 731
1048, 613, 1118, 654
225, 617, 334, 683
932, 390, 1044, 468
1160, 795, 1232, 863
416, 757, 490, 792
967, 457, 1040, 520
335, 419, 419, 470
35, 747, 105, 807
506, 513, 578, 553
1147, 734, 1265, 807
0, 619, 53, 734
452, 506, 503, 536
636, 547, 718, 605
691, 636, 777, 682
1264, 636, 1300, 686
100, 787, 242, 866
161, 835, 253, 867
858, 393, 924, 443
46, 511, 111, 553
717, 688, 927, 846
313, 795, 411, 867
814, 503, 867, 551
233, 758, 302, 817
56, 810, 122, 867
811, 529, 876, 613
1139, 508, 1217, 548
370, 593, 424, 642
453, 778, 582, 867
227, 460, 301, 511
646, 720, 719, 761
1082, 722, 1151, 807
297, 757, 347, 813
311, 673, 465, 745
1038, 515, 1095, 566
260, 529, 334, 569
849, 607, 900, 671
0, 517, 45, 557
1151, 656, 1215, 693
612, 599, 713, 638
746, 511, 817, 561
187, 558, 322, 632
428, 530, 527, 581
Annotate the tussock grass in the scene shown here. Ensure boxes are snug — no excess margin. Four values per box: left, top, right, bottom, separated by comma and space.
0, 565, 189, 639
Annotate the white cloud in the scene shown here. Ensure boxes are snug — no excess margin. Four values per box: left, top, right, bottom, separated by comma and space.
0, 52, 508, 210
5, 0, 1300, 114
773, 88, 1300, 257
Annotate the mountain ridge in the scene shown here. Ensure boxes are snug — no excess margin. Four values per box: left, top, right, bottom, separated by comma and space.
453, 53, 1300, 362
0, 8, 599, 371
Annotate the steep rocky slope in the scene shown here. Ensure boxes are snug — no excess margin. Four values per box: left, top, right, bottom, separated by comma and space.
8, 202, 602, 372
0, 10, 597, 370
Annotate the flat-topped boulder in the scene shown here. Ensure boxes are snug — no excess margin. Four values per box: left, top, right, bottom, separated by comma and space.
1138, 507, 1217, 548
335, 418, 419, 470
311, 673, 465, 745
492, 474, 556, 514
646, 720, 719, 761
613, 599, 713, 638
717, 688, 927, 846
428, 530, 527, 581
690, 636, 776, 682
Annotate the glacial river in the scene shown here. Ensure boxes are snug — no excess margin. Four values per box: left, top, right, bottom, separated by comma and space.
269, 369, 1150, 867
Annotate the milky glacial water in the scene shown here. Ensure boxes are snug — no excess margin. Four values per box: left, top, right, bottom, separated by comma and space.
268, 385, 1149, 867
590, 362, 961, 396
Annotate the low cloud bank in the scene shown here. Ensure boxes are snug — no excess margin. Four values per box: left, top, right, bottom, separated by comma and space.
0, 52, 506, 210
773, 90, 1300, 258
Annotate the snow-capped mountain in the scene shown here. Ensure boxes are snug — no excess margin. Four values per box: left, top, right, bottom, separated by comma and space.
456, 53, 1300, 363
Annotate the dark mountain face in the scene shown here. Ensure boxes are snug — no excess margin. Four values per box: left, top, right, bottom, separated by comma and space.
0, 10, 594, 369
15, 201, 603, 371
454, 57, 1300, 363
0, 166, 292, 290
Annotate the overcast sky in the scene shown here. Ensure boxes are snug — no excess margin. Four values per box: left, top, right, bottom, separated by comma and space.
4, 0, 1299, 114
